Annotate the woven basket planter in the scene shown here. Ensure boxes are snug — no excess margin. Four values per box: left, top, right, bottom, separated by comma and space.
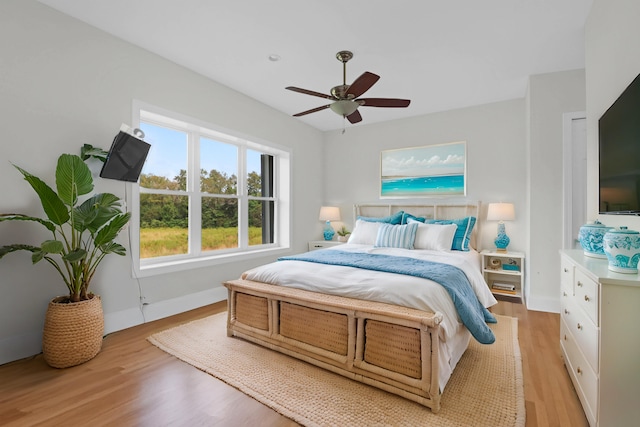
42, 295, 104, 368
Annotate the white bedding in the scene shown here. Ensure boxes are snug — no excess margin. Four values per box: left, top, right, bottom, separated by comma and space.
241, 243, 498, 389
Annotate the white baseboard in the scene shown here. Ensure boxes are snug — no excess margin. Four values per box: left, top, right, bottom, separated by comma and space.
0, 287, 227, 366
525, 296, 560, 313
141, 287, 228, 323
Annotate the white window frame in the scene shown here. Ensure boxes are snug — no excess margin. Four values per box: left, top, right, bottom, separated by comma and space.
130, 100, 291, 277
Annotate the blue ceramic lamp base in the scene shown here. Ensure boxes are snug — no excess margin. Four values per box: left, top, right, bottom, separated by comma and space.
494, 222, 510, 252
323, 220, 335, 241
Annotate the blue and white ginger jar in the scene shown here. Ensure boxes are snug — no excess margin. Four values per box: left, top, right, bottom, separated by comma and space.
603, 226, 640, 274
578, 220, 613, 259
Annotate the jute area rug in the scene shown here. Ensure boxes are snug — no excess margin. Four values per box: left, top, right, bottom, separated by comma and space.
148, 312, 525, 427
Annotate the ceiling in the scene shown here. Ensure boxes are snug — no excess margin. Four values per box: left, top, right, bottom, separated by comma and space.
38, 0, 593, 132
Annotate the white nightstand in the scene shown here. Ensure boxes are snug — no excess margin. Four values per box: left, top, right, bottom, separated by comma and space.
480, 249, 525, 303
308, 240, 344, 251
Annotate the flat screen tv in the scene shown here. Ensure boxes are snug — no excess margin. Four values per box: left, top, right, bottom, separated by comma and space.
100, 128, 151, 183
599, 72, 640, 215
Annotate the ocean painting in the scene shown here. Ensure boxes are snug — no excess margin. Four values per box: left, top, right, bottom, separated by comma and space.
380, 141, 466, 198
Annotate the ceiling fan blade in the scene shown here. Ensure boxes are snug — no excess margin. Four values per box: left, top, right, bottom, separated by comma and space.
286, 86, 334, 100
292, 104, 331, 117
358, 98, 411, 108
346, 109, 362, 124
345, 72, 380, 98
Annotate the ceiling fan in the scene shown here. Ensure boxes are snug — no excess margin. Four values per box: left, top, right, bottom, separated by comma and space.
286, 50, 411, 124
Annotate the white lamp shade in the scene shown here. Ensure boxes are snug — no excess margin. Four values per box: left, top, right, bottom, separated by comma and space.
319, 206, 341, 222
487, 203, 515, 222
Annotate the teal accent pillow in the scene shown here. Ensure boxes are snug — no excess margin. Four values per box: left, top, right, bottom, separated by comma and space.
401, 212, 426, 224
424, 216, 476, 251
357, 211, 403, 225
374, 222, 419, 249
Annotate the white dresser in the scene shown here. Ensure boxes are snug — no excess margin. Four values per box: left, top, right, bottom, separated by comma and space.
560, 250, 640, 427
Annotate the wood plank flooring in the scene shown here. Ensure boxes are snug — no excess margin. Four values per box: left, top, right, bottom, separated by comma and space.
0, 300, 588, 426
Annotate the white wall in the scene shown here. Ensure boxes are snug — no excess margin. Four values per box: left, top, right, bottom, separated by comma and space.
322, 99, 528, 254
526, 69, 586, 312
0, 0, 324, 364
0, 0, 598, 365
586, 0, 640, 229
322, 74, 587, 314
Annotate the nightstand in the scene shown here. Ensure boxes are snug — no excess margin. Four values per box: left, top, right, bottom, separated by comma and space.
480, 249, 524, 303
308, 240, 344, 251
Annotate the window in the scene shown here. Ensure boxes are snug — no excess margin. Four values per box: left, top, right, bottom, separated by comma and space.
130, 102, 291, 276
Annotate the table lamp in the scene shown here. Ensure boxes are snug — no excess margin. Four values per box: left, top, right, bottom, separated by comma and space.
487, 202, 515, 252
319, 206, 340, 241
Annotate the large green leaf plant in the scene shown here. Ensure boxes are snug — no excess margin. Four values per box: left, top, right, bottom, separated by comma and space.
0, 152, 131, 303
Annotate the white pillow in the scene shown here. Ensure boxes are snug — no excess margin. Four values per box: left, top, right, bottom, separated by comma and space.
347, 219, 383, 245
410, 219, 457, 251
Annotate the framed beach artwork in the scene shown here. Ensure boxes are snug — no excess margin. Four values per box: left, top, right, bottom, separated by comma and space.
380, 141, 467, 198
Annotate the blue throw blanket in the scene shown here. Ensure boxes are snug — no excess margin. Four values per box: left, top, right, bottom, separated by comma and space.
278, 250, 496, 344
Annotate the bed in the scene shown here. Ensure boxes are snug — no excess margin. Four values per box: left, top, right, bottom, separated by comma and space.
224, 203, 497, 412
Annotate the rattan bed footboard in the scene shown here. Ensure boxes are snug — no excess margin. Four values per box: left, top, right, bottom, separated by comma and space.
224, 279, 444, 412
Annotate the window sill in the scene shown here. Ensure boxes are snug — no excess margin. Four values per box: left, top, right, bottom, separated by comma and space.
134, 245, 291, 278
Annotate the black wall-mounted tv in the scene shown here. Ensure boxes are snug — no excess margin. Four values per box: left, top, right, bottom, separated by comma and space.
100, 127, 151, 183
599, 72, 640, 215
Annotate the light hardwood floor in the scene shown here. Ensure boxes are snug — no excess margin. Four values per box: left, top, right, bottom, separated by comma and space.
0, 300, 588, 427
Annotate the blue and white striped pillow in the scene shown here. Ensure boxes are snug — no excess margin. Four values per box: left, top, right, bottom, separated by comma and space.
374, 222, 419, 249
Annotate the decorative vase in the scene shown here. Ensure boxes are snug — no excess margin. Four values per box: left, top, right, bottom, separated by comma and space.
603, 227, 640, 274
578, 220, 613, 258
42, 294, 104, 368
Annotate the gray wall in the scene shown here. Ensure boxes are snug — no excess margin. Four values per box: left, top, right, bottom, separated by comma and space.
0, 0, 324, 364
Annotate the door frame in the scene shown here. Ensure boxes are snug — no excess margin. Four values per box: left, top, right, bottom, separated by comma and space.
562, 111, 587, 250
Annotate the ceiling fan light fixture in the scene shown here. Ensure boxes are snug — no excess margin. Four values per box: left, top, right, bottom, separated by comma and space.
330, 100, 359, 117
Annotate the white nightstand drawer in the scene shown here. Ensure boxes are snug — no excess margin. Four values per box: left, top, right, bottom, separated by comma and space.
561, 318, 598, 424
308, 241, 344, 251
574, 268, 599, 325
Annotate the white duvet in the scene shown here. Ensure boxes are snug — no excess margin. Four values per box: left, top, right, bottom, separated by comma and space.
241, 243, 498, 389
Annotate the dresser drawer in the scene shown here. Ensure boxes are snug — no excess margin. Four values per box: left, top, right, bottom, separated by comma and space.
562, 297, 599, 372
560, 256, 574, 295
561, 318, 598, 424
574, 268, 599, 325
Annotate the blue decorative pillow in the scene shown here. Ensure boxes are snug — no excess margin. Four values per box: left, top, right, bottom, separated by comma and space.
374, 222, 419, 249
401, 212, 426, 224
424, 216, 476, 251
357, 211, 404, 225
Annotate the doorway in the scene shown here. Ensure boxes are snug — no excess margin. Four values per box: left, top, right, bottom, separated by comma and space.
562, 112, 587, 249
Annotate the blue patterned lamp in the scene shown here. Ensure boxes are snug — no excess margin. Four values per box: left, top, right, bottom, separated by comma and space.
487, 202, 515, 252
319, 206, 341, 241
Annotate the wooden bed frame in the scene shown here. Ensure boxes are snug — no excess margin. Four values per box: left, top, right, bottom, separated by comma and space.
225, 202, 481, 412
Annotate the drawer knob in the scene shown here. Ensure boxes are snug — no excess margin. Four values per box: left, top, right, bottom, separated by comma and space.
577, 323, 583, 330
563, 291, 567, 297
577, 281, 583, 287
564, 309, 569, 315
564, 334, 567, 341
584, 295, 590, 302
564, 268, 569, 273
577, 367, 582, 375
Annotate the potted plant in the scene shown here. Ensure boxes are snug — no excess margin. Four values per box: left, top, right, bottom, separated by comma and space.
337, 226, 351, 242
0, 150, 130, 368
